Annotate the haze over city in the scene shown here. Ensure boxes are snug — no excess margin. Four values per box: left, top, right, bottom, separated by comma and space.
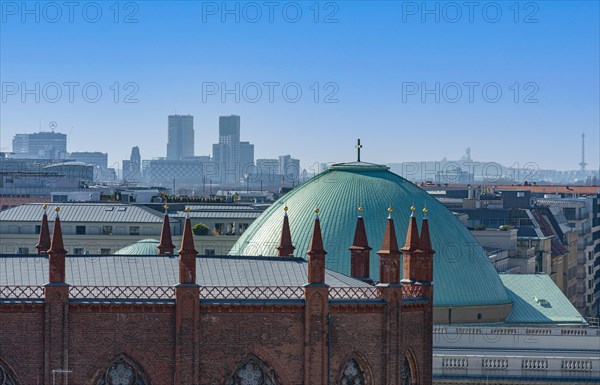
1, 1, 599, 171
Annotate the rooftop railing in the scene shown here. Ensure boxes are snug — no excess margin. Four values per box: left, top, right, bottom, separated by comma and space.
329, 286, 381, 300
200, 286, 304, 300
0, 285, 45, 299
1, 284, 429, 302
69, 286, 175, 300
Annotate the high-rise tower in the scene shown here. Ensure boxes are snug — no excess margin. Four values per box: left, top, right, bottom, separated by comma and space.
130, 146, 141, 175
166, 115, 194, 160
579, 133, 587, 172
212, 115, 254, 182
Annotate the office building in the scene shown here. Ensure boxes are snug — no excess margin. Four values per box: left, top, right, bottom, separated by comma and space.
166, 115, 194, 160
11, 131, 68, 160
212, 115, 255, 182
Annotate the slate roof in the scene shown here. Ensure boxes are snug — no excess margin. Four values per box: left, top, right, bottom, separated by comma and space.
500, 274, 587, 325
0, 254, 373, 288
0, 203, 165, 223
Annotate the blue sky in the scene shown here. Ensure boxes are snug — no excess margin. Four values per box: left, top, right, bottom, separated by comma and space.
1, 1, 598, 173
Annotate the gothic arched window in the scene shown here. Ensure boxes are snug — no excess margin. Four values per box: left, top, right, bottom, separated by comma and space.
0, 362, 18, 385
400, 358, 411, 385
95, 355, 149, 385
401, 350, 418, 385
226, 355, 279, 385
340, 358, 366, 385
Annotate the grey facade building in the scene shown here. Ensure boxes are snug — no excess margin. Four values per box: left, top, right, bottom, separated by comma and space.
166, 115, 194, 160
69, 152, 108, 170
537, 196, 600, 317
144, 157, 211, 189
278, 155, 300, 183
239, 141, 254, 176
11, 134, 29, 155
256, 159, 280, 181
11, 131, 68, 160
70, 152, 109, 182
212, 115, 254, 182
122, 146, 142, 183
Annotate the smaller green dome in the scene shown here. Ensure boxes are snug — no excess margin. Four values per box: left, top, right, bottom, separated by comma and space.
114, 239, 171, 255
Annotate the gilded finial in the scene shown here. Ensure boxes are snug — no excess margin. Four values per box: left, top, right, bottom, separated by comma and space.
54, 206, 60, 213
423, 205, 429, 218
358, 206, 363, 213
314, 208, 320, 219
410, 203, 416, 216
387, 207, 393, 219
184, 207, 190, 218
42, 204, 48, 211
164, 204, 169, 210
284, 205, 288, 212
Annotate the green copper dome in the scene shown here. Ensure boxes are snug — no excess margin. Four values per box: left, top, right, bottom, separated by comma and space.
114, 239, 165, 255
230, 162, 511, 308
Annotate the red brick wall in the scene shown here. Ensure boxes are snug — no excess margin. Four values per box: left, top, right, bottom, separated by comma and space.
401, 306, 433, 384
199, 306, 305, 384
0, 299, 430, 385
0, 304, 45, 385
68, 304, 175, 384
329, 308, 385, 384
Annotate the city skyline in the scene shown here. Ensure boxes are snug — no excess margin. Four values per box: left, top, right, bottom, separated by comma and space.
3, 119, 598, 177
1, 2, 598, 172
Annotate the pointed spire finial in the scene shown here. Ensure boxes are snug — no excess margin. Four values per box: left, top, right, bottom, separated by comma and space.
402, 205, 420, 252
178, 208, 197, 284
423, 205, 428, 218
377, 208, 401, 284
36, 204, 51, 254
157, 205, 175, 255
410, 202, 416, 217
355, 138, 362, 162
54, 206, 61, 217
277, 204, 295, 257
350, 209, 372, 281
48, 210, 67, 283
419, 209, 434, 255
307, 208, 327, 284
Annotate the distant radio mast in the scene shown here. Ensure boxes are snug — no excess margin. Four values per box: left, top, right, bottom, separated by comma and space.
579, 133, 587, 172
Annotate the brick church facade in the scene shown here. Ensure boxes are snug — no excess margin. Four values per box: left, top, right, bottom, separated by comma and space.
0, 206, 434, 385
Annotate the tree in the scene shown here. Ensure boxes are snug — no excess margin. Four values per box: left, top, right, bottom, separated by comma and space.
192, 223, 210, 236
